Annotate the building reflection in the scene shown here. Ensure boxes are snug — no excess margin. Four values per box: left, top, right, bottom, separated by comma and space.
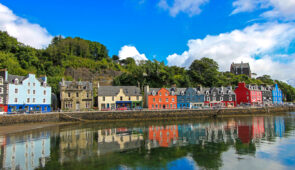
0, 131, 51, 170
275, 117, 285, 137
148, 125, 178, 148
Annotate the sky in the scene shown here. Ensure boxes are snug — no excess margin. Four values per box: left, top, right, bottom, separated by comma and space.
0, 0, 295, 83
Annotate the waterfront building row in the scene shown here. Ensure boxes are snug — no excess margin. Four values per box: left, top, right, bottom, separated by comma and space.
0, 68, 284, 113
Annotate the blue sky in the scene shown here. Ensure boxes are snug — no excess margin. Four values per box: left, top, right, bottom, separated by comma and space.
0, 0, 295, 81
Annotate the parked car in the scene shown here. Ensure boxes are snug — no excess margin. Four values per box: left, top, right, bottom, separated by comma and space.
117, 107, 128, 111
0, 112, 5, 115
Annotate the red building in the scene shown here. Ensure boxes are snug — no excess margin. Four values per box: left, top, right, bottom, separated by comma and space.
145, 87, 177, 110
235, 82, 262, 106
148, 125, 178, 147
0, 104, 7, 113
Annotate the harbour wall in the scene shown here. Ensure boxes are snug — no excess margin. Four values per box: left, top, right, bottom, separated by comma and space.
0, 106, 294, 125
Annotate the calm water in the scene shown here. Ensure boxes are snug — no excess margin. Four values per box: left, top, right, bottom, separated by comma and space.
1, 113, 295, 170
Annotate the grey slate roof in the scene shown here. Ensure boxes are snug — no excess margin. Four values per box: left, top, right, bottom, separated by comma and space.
98, 86, 141, 96
60, 81, 93, 90
7, 74, 46, 84
231, 62, 250, 68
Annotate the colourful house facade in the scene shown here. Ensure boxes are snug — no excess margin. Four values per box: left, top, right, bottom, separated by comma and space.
97, 84, 142, 110
145, 87, 177, 110
235, 82, 262, 106
0, 69, 8, 113
272, 84, 283, 104
0, 70, 51, 114
177, 87, 204, 109
203, 86, 236, 107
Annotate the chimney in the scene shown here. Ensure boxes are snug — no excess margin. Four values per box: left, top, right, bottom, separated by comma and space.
40, 75, 47, 83
97, 81, 100, 89
0, 69, 8, 81
62, 78, 65, 86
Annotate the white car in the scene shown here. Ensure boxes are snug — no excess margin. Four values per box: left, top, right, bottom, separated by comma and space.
0, 112, 4, 115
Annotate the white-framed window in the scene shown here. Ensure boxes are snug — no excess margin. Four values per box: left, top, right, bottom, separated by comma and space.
129, 97, 131, 101
0, 77, 3, 85
159, 92, 162, 96
27, 98, 30, 103
137, 96, 139, 100
229, 97, 232, 101
166, 98, 168, 102
43, 82, 47, 87
15, 88, 18, 94
159, 98, 162, 102
68, 93, 71, 97
28, 82, 30, 86
153, 98, 155, 102
0, 97, 3, 104
112, 96, 114, 101
0, 87, 3, 94
44, 90, 46, 95
14, 79, 19, 85
33, 90, 35, 94
14, 98, 17, 103
103, 96, 105, 101
33, 83, 35, 86
152, 104, 154, 108
28, 89, 30, 94
165, 92, 168, 96
213, 97, 216, 101
43, 99, 46, 103
33, 98, 36, 103
207, 97, 210, 101
172, 98, 175, 102
220, 97, 223, 101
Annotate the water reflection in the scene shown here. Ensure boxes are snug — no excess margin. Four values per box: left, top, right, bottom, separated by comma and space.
1, 114, 295, 170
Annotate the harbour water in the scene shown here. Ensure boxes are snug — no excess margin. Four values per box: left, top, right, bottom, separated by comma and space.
1, 113, 295, 170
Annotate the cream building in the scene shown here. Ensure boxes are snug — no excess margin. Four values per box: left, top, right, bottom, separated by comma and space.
59, 79, 93, 111
97, 83, 142, 110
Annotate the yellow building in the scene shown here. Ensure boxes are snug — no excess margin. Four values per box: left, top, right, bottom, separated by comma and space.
60, 79, 93, 111
97, 83, 142, 110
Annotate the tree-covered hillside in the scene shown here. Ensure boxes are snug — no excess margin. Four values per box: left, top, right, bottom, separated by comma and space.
0, 31, 295, 101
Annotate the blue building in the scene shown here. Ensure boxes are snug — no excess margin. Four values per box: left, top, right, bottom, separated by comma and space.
177, 87, 204, 109
272, 84, 283, 104
3, 70, 51, 113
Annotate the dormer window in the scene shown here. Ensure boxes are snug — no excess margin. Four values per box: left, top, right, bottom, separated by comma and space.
43, 82, 47, 87
206, 91, 209, 95
14, 78, 19, 85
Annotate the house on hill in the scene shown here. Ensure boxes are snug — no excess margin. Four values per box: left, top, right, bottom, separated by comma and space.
230, 62, 251, 77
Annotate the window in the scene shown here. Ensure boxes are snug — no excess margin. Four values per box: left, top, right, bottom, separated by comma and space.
159, 98, 162, 102
33, 98, 36, 103
112, 96, 114, 101
129, 97, 131, 101
43, 82, 47, 87
43, 99, 46, 103
153, 98, 155, 102
174, 104, 176, 108
170, 104, 172, 108
15, 88, 18, 94
137, 96, 139, 101
87, 93, 89, 98
156, 104, 158, 108
28, 82, 30, 86
0, 97, 2, 104
14, 79, 19, 85
103, 96, 105, 101
27, 89, 30, 94
0, 77, 3, 85
172, 98, 175, 102
159, 104, 162, 108
76, 92, 79, 97
213, 97, 216, 101
229, 97, 232, 101
166, 98, 168, 102
207, 97, 210, 101
152, 104, 154, 108
0, 87, 3, 94
247, 96, 249, 100
220, 97, 223, 101
165, 92, 168, 96
68, 93, 71, 97
14, 98, 17, 103
159, 92, 162, 96
33, 90, 35, 94
44, 90, 46, 95
27, 98, 30, 103
86, 102, 90, 108
120, 96, 123, 101
33, 83, 35, 86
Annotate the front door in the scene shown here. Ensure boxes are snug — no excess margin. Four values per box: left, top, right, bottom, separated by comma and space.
76, 102, 80, 110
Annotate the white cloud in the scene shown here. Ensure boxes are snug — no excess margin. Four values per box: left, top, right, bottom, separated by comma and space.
166, 22, 295, 81
158, 0, 209, 17
118, 45, 148, 61
0, 3, 53, 49
231, 0, 295, 20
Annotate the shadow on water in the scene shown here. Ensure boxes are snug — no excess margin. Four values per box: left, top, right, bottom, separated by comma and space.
1, 112, 295, 170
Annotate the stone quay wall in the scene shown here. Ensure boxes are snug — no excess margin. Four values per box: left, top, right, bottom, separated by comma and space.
1, 106, 294, 125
